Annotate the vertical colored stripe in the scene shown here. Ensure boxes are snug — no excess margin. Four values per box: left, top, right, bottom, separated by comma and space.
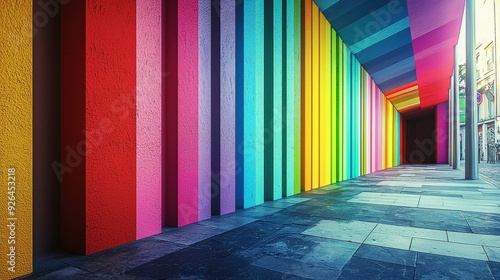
219, 0, 236, 215
273, 0, 283, 200
199, 0, 212, 219
387, 98, 394, 168
344, 47, 351, 180
284, 0, 298, 197
0, 1, 32, 276
303, 0, 312, 191
330, 29, 338, 183
293, 0, 302, 195
311, 2, 319, 189
255, 0, 265, 205
164, 0, 199, 227
319, 13, 331, 187
337, 38, 344, 182
62, 0, 137, 253
236, 0, 255, 209
137, 0, 162, 238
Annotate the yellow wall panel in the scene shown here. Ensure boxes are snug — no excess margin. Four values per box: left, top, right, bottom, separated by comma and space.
0, 1, 33, 278
311, 3, 319, 189
319, 13, 331, 187
303, 0, 312, 191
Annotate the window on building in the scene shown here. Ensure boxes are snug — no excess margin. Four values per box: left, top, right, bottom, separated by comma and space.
486, 44, 494, 73
476, 54, 481, 79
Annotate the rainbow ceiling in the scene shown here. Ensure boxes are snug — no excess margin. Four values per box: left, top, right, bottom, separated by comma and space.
314, 0, 465, 112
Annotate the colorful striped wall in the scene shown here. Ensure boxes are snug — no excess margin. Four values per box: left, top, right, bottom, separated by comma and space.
2, 0, 403, 268
302, 0, 400, 188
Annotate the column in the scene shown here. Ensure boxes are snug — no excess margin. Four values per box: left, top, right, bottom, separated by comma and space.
0, 1, 32, 277
136, 0, 162, 239
465, 0, 479, 179
61, 0, 137, 254
163, 0, 200, 226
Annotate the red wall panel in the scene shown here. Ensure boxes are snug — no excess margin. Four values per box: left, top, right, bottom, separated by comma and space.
61, 0, 137, 254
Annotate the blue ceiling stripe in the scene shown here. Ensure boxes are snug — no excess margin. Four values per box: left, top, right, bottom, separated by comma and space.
314, 0, 340, 12
362, 43, 415, 73
334, 1, 408, 33
322, 0, 370, 22
348, 17, 410, 54
355, 29, 412, 64
378, 70, 417, 92
371, 58, 416, 83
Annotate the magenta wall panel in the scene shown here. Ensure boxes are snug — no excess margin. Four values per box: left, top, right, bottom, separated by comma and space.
163, 0, 199, 227
198, 0, 212, 221
136, 0, 162, 239
436, 101, 449, 164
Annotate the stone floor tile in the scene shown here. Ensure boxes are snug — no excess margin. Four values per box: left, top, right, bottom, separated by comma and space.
463, 212, 500, 235
488, 261, 500, 279
485, 247, 500, 262
447, 231, 500, 248
354, 244, 417, 267
373, 224, 448, 241
415, 253, 493, 280
302, 220, 377, 243
410, 238, 489, 261
252, 256, 340, 279
364, 232, 412, 250
197, 214, 257, 230
337, 256, 414, 280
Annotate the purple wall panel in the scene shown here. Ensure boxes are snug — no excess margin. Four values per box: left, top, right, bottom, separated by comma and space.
198, 0, 212, 221
220, 0, 236, 215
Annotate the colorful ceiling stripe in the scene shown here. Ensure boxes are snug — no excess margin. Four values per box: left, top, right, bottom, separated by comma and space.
408, 0, 465, 109
313, 0, 464, 112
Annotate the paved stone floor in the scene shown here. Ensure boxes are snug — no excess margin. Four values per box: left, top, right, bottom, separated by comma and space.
22, 165, 500, 280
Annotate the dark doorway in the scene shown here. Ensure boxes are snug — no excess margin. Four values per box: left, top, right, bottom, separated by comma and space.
403, 108, 437, 164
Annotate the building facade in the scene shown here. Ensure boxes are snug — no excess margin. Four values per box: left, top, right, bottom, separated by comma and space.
460, 0, 500, 162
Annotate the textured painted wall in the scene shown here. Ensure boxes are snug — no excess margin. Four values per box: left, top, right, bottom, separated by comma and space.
210, 0, 236, 216
301, 0, 401, 188
236, 0, 265, 209
0, 1, 32, 277
61, 0, 137, 254
198, 0, 212, 221
20, 0, 412, 266
136, 0, 162, 239
163, 0, 200, 226
33, 0, 61, 257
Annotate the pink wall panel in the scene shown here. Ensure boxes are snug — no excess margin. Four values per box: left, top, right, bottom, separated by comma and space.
163, 0, 200, 227
436, 101, 449, 164
136, 0, 162, 239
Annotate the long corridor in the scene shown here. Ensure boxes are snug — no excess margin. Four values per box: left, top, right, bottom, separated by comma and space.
26, 165, 500, 279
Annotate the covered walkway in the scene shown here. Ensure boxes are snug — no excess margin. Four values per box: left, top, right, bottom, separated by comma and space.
27, 165, 500, 279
